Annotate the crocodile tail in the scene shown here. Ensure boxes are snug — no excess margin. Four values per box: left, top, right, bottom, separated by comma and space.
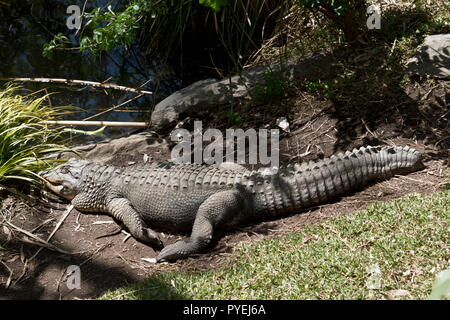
253, 145, 423, 216
291, 145, 423, 209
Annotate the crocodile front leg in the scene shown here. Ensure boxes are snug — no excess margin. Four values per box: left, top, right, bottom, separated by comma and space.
107, 198, 163, 248
156, 190, 246, 262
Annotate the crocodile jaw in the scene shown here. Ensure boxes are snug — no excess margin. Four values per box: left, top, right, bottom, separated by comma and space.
40, 159, 90, 201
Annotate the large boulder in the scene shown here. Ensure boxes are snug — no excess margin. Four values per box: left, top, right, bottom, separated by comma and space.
83, 132, 170, 165
53, 132, 171, 166
151, 53, 336, 129
406, 34, 450, 79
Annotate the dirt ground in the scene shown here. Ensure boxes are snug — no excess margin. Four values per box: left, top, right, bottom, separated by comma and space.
0, 76, 448, 299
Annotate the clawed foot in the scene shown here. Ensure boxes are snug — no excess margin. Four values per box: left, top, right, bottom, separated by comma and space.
139, 228, 163, 249
156, 240, 195, 262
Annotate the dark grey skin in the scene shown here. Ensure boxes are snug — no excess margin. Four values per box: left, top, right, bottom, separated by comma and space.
40, 145, 423, 262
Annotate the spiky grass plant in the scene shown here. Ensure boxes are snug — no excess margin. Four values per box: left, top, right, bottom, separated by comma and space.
0, 85, 68, 185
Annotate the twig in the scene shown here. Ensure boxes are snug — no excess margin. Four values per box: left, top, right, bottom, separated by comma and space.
122, 230, 131, 243
94, 227, 122, 240
0, 261, 13, 288
30, 218, 55, 233
83, 93, 144, 121
74, 212, 82, 231
0, 185, 55, 210
422, 84, 440, 101
13, 259, 28, 285
393, 175, 435, 185
29, 205, 74, 261
41, 120, 148, 127
389, 38, 397, 56
361, 118, 379, 139
20, 238, 70, 255
4, 220, 71, 255
326, 225, 355, 251
79, 242, 112, 267
0, 77, 153, 95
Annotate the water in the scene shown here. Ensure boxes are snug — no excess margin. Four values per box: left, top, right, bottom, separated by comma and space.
0, 0, 181, 139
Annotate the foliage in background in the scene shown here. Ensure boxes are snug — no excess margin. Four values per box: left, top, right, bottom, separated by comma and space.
41, 0, 372, 74
43, 0, 282, 73
42, 0, 450, 76
79, 0, 169, 57
226, 111, 242, 127
297, 0, 367, 43
199, 0, 229, 12
0, 86, 69, 185
256, 71, 288, 104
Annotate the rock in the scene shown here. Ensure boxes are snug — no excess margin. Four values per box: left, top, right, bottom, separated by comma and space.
276, 117, 290, 132
151, 53, 336, 129
406, 34, 450, 79
54, 132, 171, 166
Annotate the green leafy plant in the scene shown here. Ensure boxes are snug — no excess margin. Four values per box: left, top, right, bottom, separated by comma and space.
0, 86, 70, 185
199, 0, 229, 12
42, 33, 71, 59
43, 0, 281, 74
79, 1, 169, 57
226, 111, 242, 126
255, 71, 288, 104
304, 80, 335, 99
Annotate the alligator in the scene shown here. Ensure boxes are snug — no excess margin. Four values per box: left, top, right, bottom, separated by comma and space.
40, 145, 423, 262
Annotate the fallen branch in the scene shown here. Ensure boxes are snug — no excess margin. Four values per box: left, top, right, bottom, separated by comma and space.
0, 261, 13, 288
4, 220, 72, 255
83, 93, 144, 121
41, 120, 149, 127
0, 77, 153, 95
29, 205, 75, 262
20, 237, 71, 255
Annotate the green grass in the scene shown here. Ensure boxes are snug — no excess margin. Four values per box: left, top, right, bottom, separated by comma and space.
102, 190, 449, 300
0, 85, 69, 185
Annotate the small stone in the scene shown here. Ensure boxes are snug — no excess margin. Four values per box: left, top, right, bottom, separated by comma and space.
276, 117, 290, 132
141, 257, 157, 263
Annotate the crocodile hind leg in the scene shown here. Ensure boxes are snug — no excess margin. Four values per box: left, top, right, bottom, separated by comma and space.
156, 190, 245, 262
106, 198, 163, 248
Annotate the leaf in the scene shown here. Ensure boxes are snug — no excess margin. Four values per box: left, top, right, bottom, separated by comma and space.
428, 269, 450, 300
199, 0, 229, 13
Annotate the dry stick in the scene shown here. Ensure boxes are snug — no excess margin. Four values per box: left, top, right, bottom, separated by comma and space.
5, 219, 72, 255
29, 205, 75, 261
30, 218, 55, 233
0, 260, 13, 288
0, 185, 55, 210
361, 118, 378, 139
83, 93, 144, 121
79, 242, 112, 267
393, 175, 435, 185
20, 237, 71, 255
41, 120, 148, 127
0, 77, 153, 95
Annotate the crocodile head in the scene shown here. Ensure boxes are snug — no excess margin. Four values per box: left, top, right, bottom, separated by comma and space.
40, 159, 90, 201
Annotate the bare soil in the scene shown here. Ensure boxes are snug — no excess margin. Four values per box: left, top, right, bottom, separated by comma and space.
0, 75, 448, 300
